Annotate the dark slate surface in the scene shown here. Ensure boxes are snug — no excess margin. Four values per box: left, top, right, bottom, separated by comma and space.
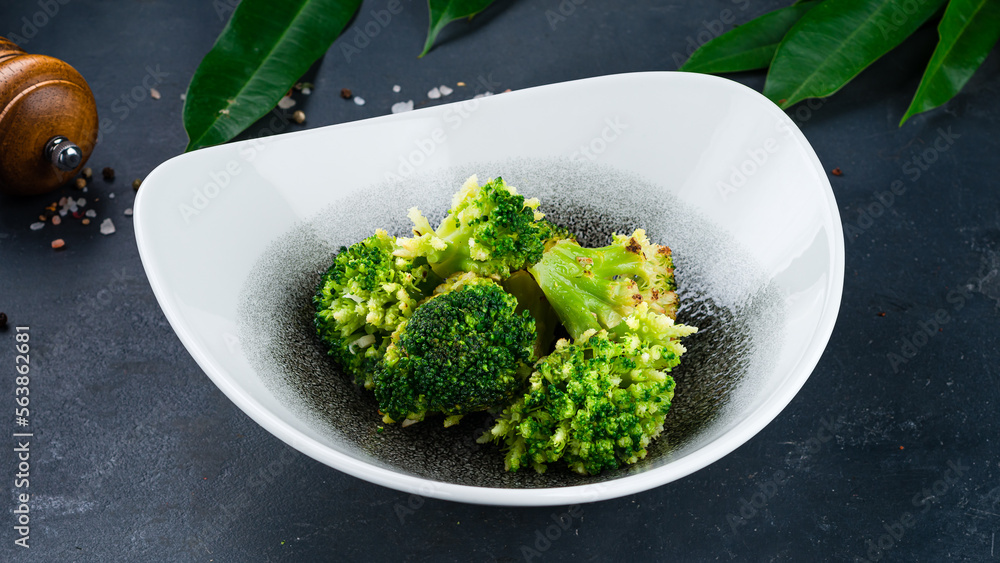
1, 1, 998, 561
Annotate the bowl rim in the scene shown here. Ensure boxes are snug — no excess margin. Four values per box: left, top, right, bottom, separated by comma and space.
135, 71, 845, 506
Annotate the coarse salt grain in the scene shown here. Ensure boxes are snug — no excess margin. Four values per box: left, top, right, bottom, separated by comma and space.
85, 209, 97, 218
29, 222, 44, 231
392, 84, 401, 93
391, 100, 414, 114
77, 197, 86, 206
150, 88, 161, 100
99, 218, 115, 235
353, 96, 366, 106
427, 87, 441, 100
124, 208, 133, 216
302, 87, 311, 95
109, 193, 115, 199
439, 85, 453, 96
59, 196, 67, 206
277, 96, 296, 109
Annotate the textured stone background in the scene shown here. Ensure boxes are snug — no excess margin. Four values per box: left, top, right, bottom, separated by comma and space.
1, 1, 998, 561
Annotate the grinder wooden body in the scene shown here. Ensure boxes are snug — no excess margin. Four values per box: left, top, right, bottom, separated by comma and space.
0, 37, 97, 196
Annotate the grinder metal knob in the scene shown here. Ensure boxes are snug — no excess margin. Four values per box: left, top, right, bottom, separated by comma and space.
0, 36, 98, 196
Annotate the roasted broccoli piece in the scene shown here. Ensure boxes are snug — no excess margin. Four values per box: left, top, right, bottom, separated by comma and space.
313, 230, 439, 387
480, 303, 697, 474
373, 273, 536, 426
394, 176, 550, 280
538, 218, 578, 251
527, 229, 679, 340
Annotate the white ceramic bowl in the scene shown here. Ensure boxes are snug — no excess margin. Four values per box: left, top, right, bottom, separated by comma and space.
135, 72, 844, 506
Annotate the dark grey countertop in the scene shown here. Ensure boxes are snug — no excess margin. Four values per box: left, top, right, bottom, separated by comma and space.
1, 1, 999, 561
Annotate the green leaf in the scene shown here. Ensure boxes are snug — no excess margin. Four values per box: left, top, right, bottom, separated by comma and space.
420, 0, 497, 57
764, 0, 948, 109
680, 1, 821, 74
900, 0, 1000, 124
183, 0, 363, 151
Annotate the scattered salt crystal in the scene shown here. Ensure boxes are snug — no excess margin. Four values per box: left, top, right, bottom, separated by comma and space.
302, 87, 311, 95
51, 216, 61, 225
277, 95, 296, 109
58, 196, 67, 206
392, 84, 401, 93
124, 208, 133, 216
150, 87, 161, 100
473, 92, 494, 99
427, 87, 441, 100
82, 187, 88, 193
85, 209, 97, 218
59, 209, 67, 217
29, 222, 44, 231
353, 96, 366, 106
99, 218, 115, 235
391, 100, 414, 113
77, 197, 86, 206
439, 85, 453, 96
108, 193, 115, 199
180, 93, 186, 101
69, 202, 78, 213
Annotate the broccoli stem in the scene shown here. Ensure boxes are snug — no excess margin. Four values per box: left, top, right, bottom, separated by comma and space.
528, 240, 654, 340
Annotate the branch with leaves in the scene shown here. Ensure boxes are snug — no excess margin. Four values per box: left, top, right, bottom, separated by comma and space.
681, 0, 1000, 125
183, 0, 498, 151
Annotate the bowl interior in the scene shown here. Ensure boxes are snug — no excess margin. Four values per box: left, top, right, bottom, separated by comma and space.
134, 72, 843, 505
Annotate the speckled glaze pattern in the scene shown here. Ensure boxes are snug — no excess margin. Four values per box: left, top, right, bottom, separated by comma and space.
237, 160, 784, 488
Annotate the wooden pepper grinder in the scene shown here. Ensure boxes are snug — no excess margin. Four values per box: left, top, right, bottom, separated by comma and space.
0, 36, 98, 196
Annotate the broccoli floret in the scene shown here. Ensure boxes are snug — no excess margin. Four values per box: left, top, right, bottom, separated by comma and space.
527, 229, 679, 340
395, 176, 550, 280
313, 230, 439, 387
480, 303, 697, 474
538, 218, 578, 251
374, 273, 536, 426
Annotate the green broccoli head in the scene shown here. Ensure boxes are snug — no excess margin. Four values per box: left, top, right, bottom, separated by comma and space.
538, 218, 578, 251
394, 176, 550, 280
313, 230, 439, 387
527, 229, 679, 341
374, 273, 537, 426
480, 303, 697, 475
